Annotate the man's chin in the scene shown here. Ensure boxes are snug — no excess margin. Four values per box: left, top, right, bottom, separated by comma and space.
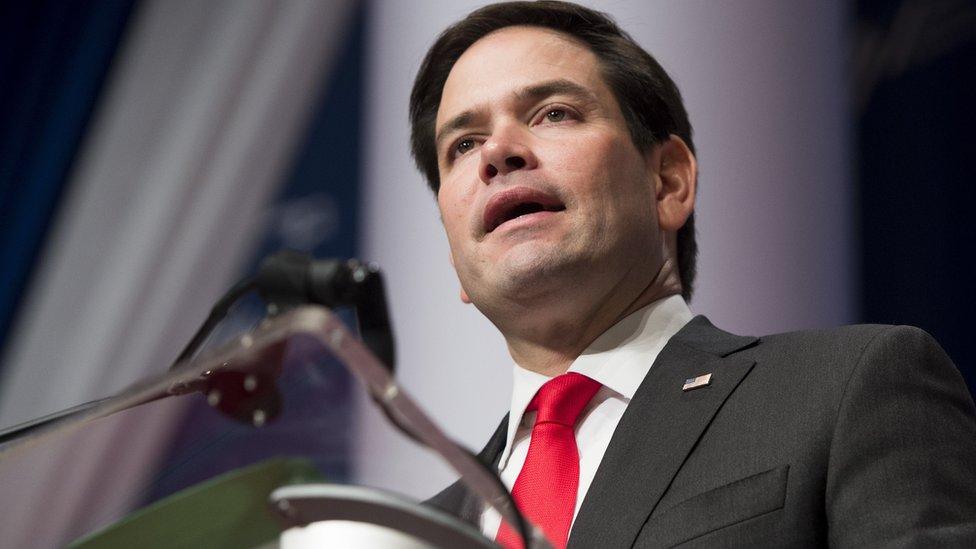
491, 250, 581, 297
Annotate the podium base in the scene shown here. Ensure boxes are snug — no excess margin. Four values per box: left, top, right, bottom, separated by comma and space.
271, 483, 497, 548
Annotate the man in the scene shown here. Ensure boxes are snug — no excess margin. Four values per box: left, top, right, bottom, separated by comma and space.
408, 2, 976, 547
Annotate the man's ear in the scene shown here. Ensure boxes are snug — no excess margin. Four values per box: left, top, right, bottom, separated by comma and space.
652, 135, 696, 231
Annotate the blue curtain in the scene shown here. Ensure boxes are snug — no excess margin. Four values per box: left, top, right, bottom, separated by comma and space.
0, 0, 135, 371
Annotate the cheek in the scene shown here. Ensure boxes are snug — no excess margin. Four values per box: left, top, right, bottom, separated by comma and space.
438, 191, 474, 243
555, 134, 649, 208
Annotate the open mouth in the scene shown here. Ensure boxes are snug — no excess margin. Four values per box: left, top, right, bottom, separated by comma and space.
483, 187, 566, 233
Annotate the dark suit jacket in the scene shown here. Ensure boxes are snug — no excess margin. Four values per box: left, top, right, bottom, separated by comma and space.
427, 316, 976, 547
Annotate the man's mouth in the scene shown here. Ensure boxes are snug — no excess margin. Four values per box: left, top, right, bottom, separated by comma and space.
483, 187, 566, 233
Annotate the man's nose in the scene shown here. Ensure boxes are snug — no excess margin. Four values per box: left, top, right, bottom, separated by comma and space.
478, 129, 538, 183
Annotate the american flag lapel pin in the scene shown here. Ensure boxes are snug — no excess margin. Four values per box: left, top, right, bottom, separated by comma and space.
682, 373, 712, 391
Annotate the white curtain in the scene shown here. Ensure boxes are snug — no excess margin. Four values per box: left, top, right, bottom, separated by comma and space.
0, 0, 355, 545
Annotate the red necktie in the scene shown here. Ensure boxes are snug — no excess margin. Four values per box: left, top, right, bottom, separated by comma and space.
496, 373, 602, 549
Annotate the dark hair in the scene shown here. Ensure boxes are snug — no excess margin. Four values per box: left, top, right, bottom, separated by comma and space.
409, 0, 698, 300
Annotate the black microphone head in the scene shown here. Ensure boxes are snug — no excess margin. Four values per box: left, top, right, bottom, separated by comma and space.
308, 259, 353, 306
256, 250, 313, 308
255, 250, 395, 372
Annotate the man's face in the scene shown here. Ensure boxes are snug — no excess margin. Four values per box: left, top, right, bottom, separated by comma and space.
435, 26, 663, 313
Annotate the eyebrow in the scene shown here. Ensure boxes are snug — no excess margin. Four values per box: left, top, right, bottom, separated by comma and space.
434, 79, 599, 151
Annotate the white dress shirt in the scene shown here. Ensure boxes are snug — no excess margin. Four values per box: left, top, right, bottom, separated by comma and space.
481, 294, 694, 538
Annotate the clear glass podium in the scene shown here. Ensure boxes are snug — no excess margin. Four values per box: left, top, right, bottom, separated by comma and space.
0, 305, 547, 548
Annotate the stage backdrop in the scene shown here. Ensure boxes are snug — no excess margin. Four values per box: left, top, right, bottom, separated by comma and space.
0, 1, 972, 546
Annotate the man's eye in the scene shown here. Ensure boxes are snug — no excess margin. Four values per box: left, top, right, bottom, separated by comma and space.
455, 138, 475, 155
545, 109, 567, 122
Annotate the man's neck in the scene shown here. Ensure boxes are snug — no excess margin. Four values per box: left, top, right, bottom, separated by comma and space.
501, 261, 683, 376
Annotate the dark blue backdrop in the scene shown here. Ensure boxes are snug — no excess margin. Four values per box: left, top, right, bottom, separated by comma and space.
856, 0, 976, 394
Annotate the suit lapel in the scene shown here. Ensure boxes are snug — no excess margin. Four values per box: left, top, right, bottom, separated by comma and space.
455, 414, 510, 525
477, 413, 510, 465
569, 316, 758, 548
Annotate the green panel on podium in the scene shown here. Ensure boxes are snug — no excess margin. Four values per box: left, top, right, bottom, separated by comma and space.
70, 457, 323, 549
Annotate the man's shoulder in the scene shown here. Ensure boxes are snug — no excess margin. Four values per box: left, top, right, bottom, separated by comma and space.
708, 321, 961, 399
727, 322, 973, 416
679, 317, 947, 373
746, 322, 943, 364
673, 316, 935, 361
759, 321, 903, 345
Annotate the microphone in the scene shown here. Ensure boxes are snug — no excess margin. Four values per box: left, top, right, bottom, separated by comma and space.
171, 250, 395, 426
255, 250, 395, 372
0, 252, 397, 445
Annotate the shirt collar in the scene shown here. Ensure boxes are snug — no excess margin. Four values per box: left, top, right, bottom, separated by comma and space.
498, 295, 694, 469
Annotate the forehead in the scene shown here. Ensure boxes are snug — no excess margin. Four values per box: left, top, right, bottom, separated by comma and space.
436, 26, 610, 126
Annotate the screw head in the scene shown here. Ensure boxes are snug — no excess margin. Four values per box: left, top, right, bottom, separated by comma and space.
243, 375, 258, 392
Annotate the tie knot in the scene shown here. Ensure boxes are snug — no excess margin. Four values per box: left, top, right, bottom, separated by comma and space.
527, 373, 601, 427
